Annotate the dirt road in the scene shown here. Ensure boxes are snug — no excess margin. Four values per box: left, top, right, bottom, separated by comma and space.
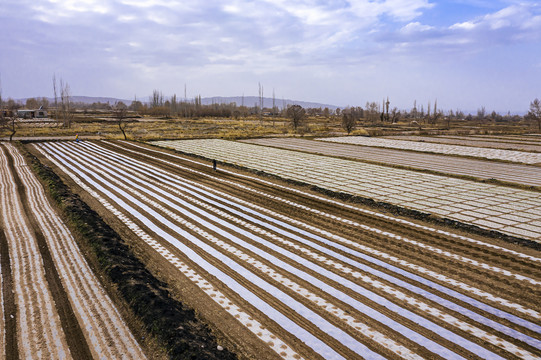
0, 142, 145, 359
35, 140, 541, 360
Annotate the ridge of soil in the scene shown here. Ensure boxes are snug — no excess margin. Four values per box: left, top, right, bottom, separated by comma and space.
23, 145, 238, 360
0, 222, 18, 360
5, 145, 93, 359
159, 144, 540, 251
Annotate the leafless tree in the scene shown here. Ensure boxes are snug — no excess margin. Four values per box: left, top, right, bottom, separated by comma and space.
287, 104, 305, 131
411, 100, 418, 120
528, 98, 541, 132
477, 106, 486, 120
390, 107, 400, 124
341, 110, 356, 134
384, 97, 390, 122
54, 77, 74, 128
272, 88, 277, 127
258, 82, 264, 124
53, 74, 59, 124
365, 101, 379, 124
1, 95, 18, 141
151, 89, 164, 108
25, 97, 39, 109
113, 101, 129, 140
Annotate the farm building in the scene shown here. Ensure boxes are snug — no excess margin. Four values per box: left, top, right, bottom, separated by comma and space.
17, 108, 48, 119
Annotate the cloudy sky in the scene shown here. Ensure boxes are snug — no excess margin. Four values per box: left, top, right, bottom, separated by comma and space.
1, 0, 540, 113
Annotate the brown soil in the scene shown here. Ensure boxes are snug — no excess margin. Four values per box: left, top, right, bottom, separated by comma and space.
0, 223, 18, 360
4, 146, 94, 359
28, 139, 541, 360
25, 142, 239, 360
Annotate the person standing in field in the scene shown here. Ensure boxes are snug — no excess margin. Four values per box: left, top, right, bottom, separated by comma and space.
75, 133, 79, 142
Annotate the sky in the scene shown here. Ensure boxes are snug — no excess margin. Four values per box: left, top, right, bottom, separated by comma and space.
1, 0, 540, 113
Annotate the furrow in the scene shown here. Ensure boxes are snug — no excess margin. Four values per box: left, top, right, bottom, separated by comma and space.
37, 143, 308, 360
6, 144, 145, 359
0, 144, 71, 359
77, 142, 540, 358
110, 140, 541, 322
47, 142, 540, 358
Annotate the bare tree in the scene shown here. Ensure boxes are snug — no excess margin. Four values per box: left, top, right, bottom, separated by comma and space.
58, 78, 74, 128
272, 88, 277, 127
151, 89, 164, 108
53, 74, 59, 124
411, 100, 418, 120
477, 106, 486, 121
384, 97, 390, 122
528, 98, 541, 132
26, 98, 39, 109
365, 101, 379, 123
1, 97, 18, 141
341, 110, 356, 134
113, 101, 129, 140
432, 99, 442, 125
390, 107, 400, 124
258, 82, 264, 124
287, 104, 305, 131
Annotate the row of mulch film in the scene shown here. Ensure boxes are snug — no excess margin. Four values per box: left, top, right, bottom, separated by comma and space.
24, 143, 237, 360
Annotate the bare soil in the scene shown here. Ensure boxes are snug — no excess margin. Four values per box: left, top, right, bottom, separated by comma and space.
29, 139, 540, 359
25, 143, 238, 360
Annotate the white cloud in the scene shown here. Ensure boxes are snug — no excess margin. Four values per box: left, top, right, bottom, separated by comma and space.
449, 21, 476, 30
1, 0, 540, 111
449, 3, 541, 34
401, 21, 434, 33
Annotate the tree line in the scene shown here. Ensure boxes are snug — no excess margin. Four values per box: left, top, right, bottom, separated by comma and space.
1, 75, 540, 135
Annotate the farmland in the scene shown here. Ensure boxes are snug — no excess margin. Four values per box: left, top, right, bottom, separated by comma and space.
153, 139, 541, 241
383, 135, 541, 152
27, 139, 541, 359
0, 142, 145, 359
242, 137, 541, 187
319, 136, 541, 164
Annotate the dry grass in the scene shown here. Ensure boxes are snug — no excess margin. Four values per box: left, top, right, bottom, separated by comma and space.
1, 112, 536, 141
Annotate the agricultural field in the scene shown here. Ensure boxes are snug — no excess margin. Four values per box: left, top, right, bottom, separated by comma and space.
153, 139, 541, 242
383, 135, 541, 152
319, 136, 541, 164
0, 142, 146, 359
28, 140, 541, 359
242, 137, 541, 187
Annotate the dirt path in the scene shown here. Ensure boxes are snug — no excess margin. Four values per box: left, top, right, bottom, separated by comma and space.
34, 140, 541, 360
0, 143, 145, 359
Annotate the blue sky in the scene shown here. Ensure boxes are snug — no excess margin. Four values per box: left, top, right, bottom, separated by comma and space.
1, 0, 540, 113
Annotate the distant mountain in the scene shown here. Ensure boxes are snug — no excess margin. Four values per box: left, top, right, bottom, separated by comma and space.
202, 96, 339, 110
16, 96, 131, 105
16, 95, 338, 110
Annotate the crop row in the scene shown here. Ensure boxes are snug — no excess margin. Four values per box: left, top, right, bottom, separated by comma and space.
384, 135, 541, 152
152, 139, 541, 241
0, 143, 145, 359
242, 137, 541, 187
319, 136, 541, 163
36, 140, 540, 359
